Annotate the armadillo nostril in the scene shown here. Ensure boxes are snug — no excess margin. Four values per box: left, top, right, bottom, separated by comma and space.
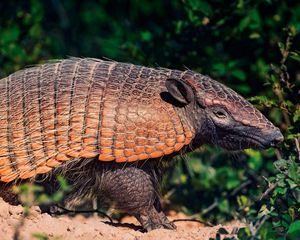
270, 132, 284, 146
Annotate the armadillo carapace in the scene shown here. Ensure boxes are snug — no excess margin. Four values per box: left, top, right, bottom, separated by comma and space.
0, 58, 283, 231
0, 58, 195, 182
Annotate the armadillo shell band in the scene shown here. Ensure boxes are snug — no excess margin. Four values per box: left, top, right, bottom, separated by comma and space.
0, 58, 196, 183
1, 173, 19, 182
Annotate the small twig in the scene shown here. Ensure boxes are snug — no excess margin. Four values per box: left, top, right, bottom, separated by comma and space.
230, 180, 252, 197
273, 84, 291, 126
279, 28, 294, 89
250, 214, 270, 240
275, 149, 282, 160
200, 198, 219, 215
271, 28, 296, 128
255, 215, 270, 230
259, 182, 278, 201
92, 198, 98, 217
191, 179, 252, 218
13, 208, 30, 240
172, 218, 214, 227
294, 138, 300, 161
54, 205, 113, 223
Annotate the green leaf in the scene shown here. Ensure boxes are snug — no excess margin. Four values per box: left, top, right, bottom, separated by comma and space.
258, 204, 271, 218
274, 187, 287, 195
288, 160, 299, 182
37, 194, 51, 205
288, 207, 296, 221
213, 62, 226, 75
141, 31, 152, 42
287, 220, 300, 239
226, 178, 240, 189
274, 159, 288, 170
0, 25, 20, 45
231, 69, 246, 81
249, 32, 261, 39
293, 109, 300, 122
218, 199, 230, 213
51, 191, 64, 203
244, 149, 262, 170
57, 175, 71, 192
32, 233, 49, 240
187, 0, 213, 16
238, 227, 251, 238
286, 179, 298, 189
290, 52, 300, 62
278, 42, 285, 52
248, 96, 276, 108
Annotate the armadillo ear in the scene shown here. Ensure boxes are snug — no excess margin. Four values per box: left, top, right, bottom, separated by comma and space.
165, 78, 194, 105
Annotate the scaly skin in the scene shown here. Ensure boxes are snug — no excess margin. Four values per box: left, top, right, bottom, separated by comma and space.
0, 58, 283, 231
38, 158, 177, 232
0, 58, 193, 182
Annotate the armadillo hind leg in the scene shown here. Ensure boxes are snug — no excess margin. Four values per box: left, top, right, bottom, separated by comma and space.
102, 164, 176, 231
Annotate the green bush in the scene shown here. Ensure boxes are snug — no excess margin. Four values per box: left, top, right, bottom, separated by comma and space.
0, 0, 299, 239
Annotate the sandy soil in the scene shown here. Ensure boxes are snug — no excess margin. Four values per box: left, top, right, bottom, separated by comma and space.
0, 197, 245, 240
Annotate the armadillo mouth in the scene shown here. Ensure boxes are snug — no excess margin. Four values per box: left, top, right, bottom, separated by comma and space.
218, 134, 270, 151
244, 130, 283, 149
213, 125, 282, 151
244, 135, 271, 149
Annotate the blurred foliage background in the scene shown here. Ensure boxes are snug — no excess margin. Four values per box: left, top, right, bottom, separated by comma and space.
0, 0, 300, 239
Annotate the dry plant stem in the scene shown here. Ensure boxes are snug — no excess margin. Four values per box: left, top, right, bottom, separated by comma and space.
294, 138, 300, 161
92, 198, 98, 217
259, 182, 279, 201
13, 208, 29, 240
55, 205, 113, 223
172, 218, 213, 227
275, 149, 282, 160
200, 199, 219, 216
273, 86, 291, 127
230, 180, 252, 197
249, 215, 270, 240
280, 29, 293, 89
193, 180, 252, 218
272, 28, 294, 128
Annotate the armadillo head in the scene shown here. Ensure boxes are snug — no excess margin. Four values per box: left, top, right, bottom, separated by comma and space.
165, 71, 283, 150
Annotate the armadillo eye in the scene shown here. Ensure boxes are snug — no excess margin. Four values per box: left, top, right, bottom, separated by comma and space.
214, 111, 227, 118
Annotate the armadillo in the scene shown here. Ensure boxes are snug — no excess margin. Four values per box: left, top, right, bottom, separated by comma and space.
0, 58, 283, 231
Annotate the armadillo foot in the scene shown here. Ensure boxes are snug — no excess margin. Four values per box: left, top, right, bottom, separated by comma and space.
136, 206, 176, 231
158, 211, 177, 229
39, 204, 62, 215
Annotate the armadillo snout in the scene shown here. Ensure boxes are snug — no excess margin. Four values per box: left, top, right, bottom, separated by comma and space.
263, 128, 284, 148
260, 128, 284, 148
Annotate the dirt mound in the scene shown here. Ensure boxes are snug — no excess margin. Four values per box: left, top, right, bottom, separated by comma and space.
0, 198, 245, 240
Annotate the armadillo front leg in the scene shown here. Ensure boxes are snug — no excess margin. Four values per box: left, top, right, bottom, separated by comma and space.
102, 164, 176, 231
135, 199, 176, 231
